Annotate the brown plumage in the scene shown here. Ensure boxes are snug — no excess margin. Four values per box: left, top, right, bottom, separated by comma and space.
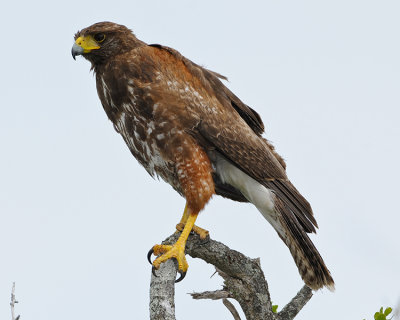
72, 21, 334, 290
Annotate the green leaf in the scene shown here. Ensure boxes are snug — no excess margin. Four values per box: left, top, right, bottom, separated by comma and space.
380, 307, 383, 313
272, 305, 278, 313
384, 308, 392, 316
374, 312, 385, 320
375, 314, 386, 320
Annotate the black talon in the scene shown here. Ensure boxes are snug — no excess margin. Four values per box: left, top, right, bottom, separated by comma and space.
175, 271, 187, 283
147, 248, 154, 265
152, 266, 158, 277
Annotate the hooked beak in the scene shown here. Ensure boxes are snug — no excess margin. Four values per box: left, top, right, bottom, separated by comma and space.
71, 43, 84, 60
71, 35, 100, 60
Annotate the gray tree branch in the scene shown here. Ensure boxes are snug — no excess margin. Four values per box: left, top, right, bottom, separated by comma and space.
277, 285, 313, 320
190, 289, 230, 300
10, 282, 20, 320
149, 259, 177, 320
149, 232, 313, 320
223, 298, 242, 320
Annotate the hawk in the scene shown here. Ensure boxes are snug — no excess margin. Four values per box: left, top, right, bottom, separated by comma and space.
72, 21, 334, 290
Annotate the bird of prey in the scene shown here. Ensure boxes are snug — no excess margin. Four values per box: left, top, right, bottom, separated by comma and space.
72, 21, 334, 290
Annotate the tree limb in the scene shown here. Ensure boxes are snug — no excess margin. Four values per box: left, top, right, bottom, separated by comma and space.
223, 298, 242, 320
190, 289, 230, 300
149, 232, 313, 320
149, 259, 176, 320
191, 288, 241, 319
10, 282, 20, 320
277, 285, 313, 320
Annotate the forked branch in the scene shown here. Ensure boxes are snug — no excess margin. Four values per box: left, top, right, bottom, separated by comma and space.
149, 233, 313, 320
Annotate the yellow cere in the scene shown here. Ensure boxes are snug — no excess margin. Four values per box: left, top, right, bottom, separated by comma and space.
75, 36, 100, 53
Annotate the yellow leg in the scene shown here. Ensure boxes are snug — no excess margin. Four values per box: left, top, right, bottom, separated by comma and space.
175, 204, 209, 240
177, 204, 190, 225
151, 211, 199, 281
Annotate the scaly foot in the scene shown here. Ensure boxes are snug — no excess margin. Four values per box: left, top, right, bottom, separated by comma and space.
147, 211, 200, 282
148, 243, 188, 282
176, 223, 209, 240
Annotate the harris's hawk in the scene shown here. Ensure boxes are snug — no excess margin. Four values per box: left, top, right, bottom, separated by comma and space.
72, 21, 334, 290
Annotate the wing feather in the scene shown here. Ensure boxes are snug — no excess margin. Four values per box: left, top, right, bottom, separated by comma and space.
266, 180, 317, 232
148, 44, 265, 135
145, 44, 318, 232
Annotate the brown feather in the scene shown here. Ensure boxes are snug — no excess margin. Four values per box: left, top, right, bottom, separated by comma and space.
148, 44, 265, 136
274, 197, 334, 290
266, 179, 318, 233
73, 21, 333, 290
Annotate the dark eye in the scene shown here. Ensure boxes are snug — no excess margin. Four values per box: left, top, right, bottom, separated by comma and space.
93, 33, 105, 42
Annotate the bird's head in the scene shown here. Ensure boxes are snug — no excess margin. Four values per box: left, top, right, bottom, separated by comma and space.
72, 21, 143, 67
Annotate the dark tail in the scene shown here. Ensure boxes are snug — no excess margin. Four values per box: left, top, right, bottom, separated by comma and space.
274, 197, 335, 291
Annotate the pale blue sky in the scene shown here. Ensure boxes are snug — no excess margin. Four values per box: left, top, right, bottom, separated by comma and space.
1, 1, 399, 319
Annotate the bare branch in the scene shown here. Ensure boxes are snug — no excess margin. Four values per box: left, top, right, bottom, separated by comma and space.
153, 233, 274, 319
223, 298, 242, 320
149, 259, 177, 320
149, 233, 313, 320
185, 235, 274, 319
277, 285, 313, 320
190, 286, 241, 319
190, 289, 230, 300
10, 282, 20, 320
